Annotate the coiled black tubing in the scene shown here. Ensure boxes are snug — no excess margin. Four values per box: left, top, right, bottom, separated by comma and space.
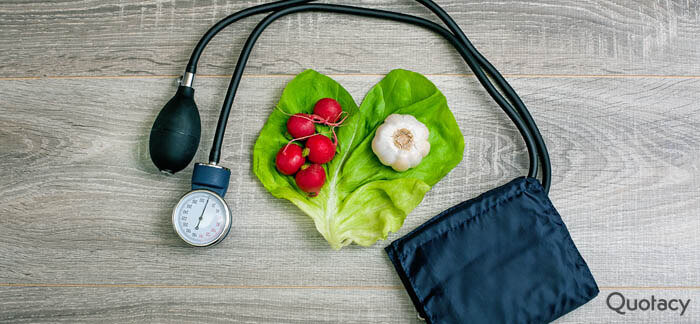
185, 0, 551, 193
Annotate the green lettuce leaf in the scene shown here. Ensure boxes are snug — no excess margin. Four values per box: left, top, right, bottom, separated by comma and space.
253, 69, 464, 249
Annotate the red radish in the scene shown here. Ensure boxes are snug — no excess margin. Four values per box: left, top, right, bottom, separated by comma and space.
313, 98, 343, 123
287, 113, 316, 138
305, 134, 336, 164
275, 144, 305, 175
295, 164, 326, 196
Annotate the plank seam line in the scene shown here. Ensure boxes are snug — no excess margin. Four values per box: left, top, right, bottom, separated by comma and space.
2, 73, 700, 81
0, 283, 402, 290
1, 283, 699, 290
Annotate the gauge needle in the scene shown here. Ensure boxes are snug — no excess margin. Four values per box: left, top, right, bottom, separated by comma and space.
194, 198, 210, 230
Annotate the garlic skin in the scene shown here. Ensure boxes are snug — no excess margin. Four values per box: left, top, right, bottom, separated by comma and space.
371, 114, 430, 172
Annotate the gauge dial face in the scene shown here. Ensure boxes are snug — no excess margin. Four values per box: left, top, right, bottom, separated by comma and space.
172, 190, 231, 247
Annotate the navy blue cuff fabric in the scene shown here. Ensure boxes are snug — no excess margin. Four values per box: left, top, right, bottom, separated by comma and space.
386, 177, 598, 324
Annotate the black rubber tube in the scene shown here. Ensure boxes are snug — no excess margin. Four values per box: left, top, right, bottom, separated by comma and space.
185, 0, 313, 74
182, 0, 548, 189
416, 0, 551, 192
208, 4, 541, 182
187, 1, 551, 193
207, 4, 541, 182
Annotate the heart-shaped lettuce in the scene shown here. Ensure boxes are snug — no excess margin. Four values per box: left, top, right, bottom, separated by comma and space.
253, 69, 464, 249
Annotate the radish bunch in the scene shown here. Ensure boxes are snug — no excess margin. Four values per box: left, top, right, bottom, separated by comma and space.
275, 98, 346, 196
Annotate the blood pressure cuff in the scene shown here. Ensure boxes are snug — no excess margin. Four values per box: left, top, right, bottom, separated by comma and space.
386, 177, 598, 323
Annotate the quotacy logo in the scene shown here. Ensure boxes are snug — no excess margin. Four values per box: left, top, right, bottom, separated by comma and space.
606, 292, 691, 316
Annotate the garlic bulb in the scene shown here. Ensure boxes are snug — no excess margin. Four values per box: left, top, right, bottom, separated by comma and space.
371, 114, 430, 172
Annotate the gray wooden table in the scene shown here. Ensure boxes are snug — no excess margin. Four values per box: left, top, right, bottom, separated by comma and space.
1, 0, 699, 323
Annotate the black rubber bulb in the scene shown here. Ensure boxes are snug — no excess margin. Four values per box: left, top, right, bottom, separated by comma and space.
149, 86, 201, 174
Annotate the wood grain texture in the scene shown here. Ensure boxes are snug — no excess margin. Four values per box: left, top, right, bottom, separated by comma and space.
0, 75, 698, 290
2, 1, 700, 321
0, 286, 698, 323
1, 0, 700, 78
0, 286, 422, 323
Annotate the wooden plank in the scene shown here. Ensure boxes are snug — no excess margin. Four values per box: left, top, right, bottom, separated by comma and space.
0, 75, 699, 289
0, 286, 698, 323
1, 0, 699, 77
0, 286, 422, 323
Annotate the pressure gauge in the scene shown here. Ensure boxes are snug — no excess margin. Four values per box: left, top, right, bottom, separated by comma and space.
172, 189, 231, 247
